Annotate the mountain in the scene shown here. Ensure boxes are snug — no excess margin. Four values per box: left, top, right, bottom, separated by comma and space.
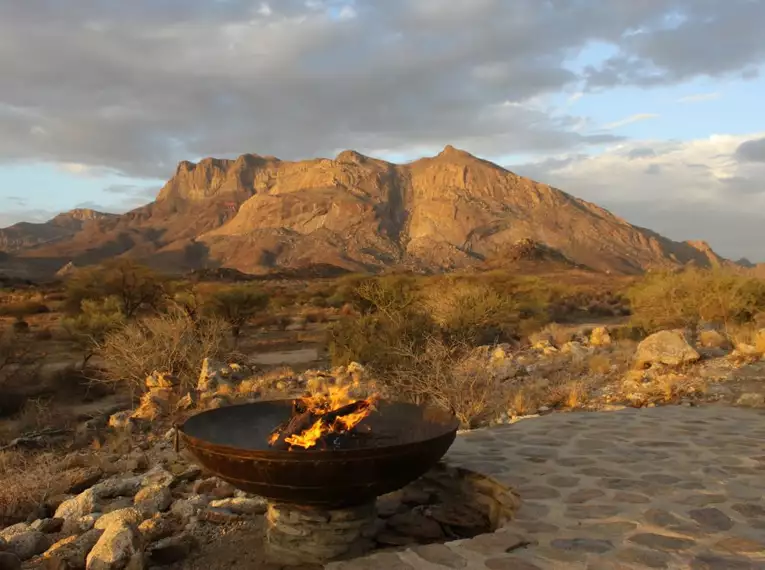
0, 209, 117, 253
1, 146, 737, 277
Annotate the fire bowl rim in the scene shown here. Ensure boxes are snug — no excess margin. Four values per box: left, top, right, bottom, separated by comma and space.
178, 399, 460, 459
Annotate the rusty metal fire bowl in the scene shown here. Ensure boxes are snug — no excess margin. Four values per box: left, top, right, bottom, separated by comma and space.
178, 399, 460, 509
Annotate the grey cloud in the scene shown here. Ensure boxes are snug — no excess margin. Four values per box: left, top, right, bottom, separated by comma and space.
644, 164, 662, 175
584, 0, 765, 88
627, 147, 656, 159
1, 1, 764, 179
735, 137, 765, 163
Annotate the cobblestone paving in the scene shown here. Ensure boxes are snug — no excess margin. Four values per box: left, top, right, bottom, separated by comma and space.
327, 405, 765, 569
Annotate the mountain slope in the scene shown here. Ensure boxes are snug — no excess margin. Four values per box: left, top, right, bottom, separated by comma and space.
3, 146, 734, 276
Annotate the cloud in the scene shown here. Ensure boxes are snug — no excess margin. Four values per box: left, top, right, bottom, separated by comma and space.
510, 132, 765, 261
583, 0, 765, 89
602, 113, 659, 130
0, 1, 763, 179
735, 137, 765, 163
677, 92, 721, 104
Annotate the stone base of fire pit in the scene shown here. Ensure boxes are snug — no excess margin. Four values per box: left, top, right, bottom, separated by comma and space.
265, 501, 378, 565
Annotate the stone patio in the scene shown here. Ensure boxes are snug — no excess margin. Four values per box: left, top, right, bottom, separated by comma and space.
327, 405, 765, 569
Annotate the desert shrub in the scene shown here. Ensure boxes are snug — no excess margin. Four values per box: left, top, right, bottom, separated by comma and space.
65, 259, 167, 318
353, 275, 421, 315
425, 281, 520, 345
97, 309, 228, 395
206, 286, 269, 340
61, 297, 125, 367
628, 268, 765, 332
380, 337, 504, 428
0, 451, 61, 524
328, 311, 436, 372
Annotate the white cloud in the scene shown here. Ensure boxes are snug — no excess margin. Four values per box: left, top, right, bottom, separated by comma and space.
602, 113, 659, 130
677, 92, 721, 104
512, 132, 765, 259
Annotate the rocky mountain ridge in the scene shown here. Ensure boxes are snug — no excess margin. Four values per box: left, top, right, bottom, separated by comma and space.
0, 146, 741, 277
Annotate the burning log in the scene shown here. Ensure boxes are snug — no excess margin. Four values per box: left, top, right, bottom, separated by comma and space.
269, 398, 373, 450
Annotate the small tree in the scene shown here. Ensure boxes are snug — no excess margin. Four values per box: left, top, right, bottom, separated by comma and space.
65, 259, 167, 319
61, 297, 125, 368
207, 286, 269, 342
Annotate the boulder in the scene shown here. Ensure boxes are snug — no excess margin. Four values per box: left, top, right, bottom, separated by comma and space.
207, 497, 267, 516
133, 486, 172, 515
169, 496, 207, 522
560, 341, 588, 358
144, 372, 175, 390
139, 467, 174, 489
137, 516, 178, 543
55, 490, 98, 521
633, 331, 700, 369
62, 514, 101, 535
0, 524, 29, 541
42, 529, 103, 569
85, 524, 142, 570
5, 531, 50, 561
107, 412, 134, 431
29, 518, 64, 534
146, 534, 197, 566
589, 327, 612, 347
56, 476, 142, 522
94, 509, 145, 532
66, 468, 104, 495
0, 552, 21, 570
699, 329, 730, 349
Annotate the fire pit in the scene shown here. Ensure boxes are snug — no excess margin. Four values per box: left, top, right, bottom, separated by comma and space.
178, 391, 459, 564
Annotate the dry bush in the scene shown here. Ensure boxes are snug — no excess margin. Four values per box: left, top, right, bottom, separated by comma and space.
0, 450, 64, 524
539, 323, 575, 346
380, 337, 505, 428
628, 268, 765, 332
423, 281, 519, 345
728, 323, 758, 346
97, 309, 228, 395
507, 388, 537, 417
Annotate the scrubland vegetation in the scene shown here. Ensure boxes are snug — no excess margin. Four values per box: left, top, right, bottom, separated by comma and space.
1, 263, 765, 505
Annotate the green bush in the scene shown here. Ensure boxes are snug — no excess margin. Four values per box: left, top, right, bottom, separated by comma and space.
206, 286, 269, 340
61, 297, 125, 368
65, 259, 167, 318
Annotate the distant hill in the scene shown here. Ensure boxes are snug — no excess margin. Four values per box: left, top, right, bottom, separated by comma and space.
1, 146, 740, 278
0, 209, 117, 253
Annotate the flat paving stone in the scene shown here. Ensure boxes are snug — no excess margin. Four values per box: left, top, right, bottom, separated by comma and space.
333, 405, 765, 570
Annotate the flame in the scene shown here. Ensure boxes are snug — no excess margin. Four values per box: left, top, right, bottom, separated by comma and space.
273, 383, 377, 450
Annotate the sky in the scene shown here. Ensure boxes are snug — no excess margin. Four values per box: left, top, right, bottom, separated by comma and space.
1, 0, 764, 260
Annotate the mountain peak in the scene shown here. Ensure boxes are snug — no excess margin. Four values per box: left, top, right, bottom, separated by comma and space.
335, 150, 368, 164
437, 145, 476, 159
